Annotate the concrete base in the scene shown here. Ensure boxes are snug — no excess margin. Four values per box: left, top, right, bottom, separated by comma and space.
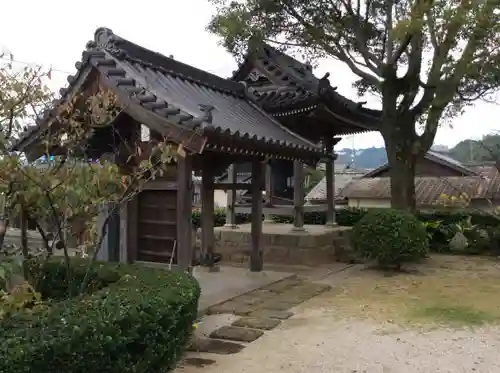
195, 265, 221, 273
214, 223, 352, 266
290, 225, 307, 233
135, 262, 293, 314
195, 266, 293, 314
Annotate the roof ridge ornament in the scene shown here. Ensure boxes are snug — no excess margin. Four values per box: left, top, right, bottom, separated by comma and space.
198, 104, 215, 124
318, 72, 331, 95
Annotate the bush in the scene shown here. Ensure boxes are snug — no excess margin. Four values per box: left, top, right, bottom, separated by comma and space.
351, 209, 429, 269
0, 258, 200, 373
191, 208, 251, 229
271, 208, 367, 226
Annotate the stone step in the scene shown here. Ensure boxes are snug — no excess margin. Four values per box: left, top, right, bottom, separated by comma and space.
232, 317, 281, 330
209, 325, 264, 343
248, 309, 294, 320
187, 337, 246, 355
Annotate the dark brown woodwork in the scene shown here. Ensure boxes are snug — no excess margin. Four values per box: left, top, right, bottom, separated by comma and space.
126, 197, 138, 263
213, 182, 255, 190
176, 155, 193, 271
225, 164, 237, 227
292, 160, 305, 230
265, 163, 273, 206
250, 159, 264, 272
201, 160, 215, 266
325, 139, 336, 226
137, 191, 177, 256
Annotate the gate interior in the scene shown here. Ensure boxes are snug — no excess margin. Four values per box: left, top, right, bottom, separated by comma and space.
136, 183, 178, 263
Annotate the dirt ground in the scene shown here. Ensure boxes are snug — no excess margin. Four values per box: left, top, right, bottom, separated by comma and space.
177, 255, 500, 373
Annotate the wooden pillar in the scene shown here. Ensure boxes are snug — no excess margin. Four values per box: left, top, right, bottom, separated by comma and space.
119, 202, 128, 263
177, 155, 193, 271
250, 159, 264, 272
224, 164, 238, 228
325, 139, 337, 227
292, 160, 305, 231
126, 198, 138, 263
201, 160, 218, 270
263, 162, 274, 223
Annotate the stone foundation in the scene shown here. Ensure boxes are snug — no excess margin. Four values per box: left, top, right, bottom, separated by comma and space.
214, 223, 353, 266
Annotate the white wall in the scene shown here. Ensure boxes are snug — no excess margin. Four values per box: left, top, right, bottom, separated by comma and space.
348, 198, 391, 209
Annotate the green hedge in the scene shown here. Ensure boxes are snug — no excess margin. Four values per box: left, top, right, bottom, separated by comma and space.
0, 258, 200, 373
192, 207, 500, 230
352, 209, 429, 268
192, 207, 251, 228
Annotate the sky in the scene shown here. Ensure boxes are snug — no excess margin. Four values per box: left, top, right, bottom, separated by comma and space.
1, 0, 499, 150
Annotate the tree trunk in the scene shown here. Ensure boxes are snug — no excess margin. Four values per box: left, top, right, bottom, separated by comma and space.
388, 153, 417, 212
385, 127, 418, 213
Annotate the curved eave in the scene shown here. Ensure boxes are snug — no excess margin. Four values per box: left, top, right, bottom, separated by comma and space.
14, 34, 327, 161
11, 60, 96, 153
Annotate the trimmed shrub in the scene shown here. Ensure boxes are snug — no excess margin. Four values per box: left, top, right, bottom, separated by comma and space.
0, 258, 200, 373
272, 208, 367, 226
351, 209, 429, 269
191, 208, 251, 228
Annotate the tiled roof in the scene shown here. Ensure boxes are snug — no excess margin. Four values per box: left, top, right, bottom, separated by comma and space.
364, 150, 476, 178
13, 28, 325, 158
232, 42, 380, 133
305, 172, 365, 201
341, 173, 500, 206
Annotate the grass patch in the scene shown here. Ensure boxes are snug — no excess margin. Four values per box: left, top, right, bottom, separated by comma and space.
312, 255, 500, 327
412, 305, 496, 326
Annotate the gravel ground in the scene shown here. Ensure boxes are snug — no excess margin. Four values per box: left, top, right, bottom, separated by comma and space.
179, 305, 500, 373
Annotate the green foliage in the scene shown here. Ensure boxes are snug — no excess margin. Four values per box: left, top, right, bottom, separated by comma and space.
209, 0, 500, 210
0, 258, 200, 373
270, 208, 364, 226
191, 207, 251, 228
0, 281, 44, 320
450, 133, 500, 163
351, 209, 429, 268
190, 206, 499, 256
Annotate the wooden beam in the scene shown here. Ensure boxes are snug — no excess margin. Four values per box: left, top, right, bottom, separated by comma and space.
213, 182, 254, 191
250, 159, 264, 272
127, 197, 138, 263
234, 203, 332, 215
263, 162, 273, 222
325, 139, 336, 226
176, 155, 193, 271
292, 160, 305, 231
225, 164, 238, 228
201, 160, 216, 267
119, 201, 128, 263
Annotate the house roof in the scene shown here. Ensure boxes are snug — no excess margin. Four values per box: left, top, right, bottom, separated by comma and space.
363, 150, 476, 178
308, 155, 500, 205
340, 174, 500, 206
232, 42, 380, 134
13, 28, 326, 160
305, 171, 366, 201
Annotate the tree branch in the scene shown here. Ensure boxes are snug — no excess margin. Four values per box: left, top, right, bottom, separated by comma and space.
280, 0, 382, 88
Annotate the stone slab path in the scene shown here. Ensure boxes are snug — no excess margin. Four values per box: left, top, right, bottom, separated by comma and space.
183, 275, 331, 364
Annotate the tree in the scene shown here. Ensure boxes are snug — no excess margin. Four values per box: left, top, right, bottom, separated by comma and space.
208, 0, 500, 211
450, 133, 500, 162
0, 58, 176, 298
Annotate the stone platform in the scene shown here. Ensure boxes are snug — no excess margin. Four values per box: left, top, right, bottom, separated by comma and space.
214, 223, 352, 266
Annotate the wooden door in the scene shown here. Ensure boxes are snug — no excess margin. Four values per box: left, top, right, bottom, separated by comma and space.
136, 189, 177, 263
